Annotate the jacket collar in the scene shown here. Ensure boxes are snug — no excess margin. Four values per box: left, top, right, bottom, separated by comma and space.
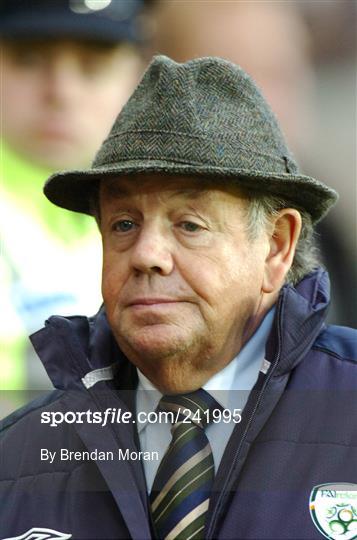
266, 267, 330, 375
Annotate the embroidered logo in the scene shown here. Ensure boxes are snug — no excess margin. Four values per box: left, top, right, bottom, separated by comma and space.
310, 483, 357, 539
3, 528, 72, 540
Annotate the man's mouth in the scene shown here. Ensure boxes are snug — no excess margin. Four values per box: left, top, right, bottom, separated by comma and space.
127, 297, 183, 309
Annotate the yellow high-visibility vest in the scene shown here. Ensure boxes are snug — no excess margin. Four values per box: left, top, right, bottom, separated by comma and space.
0, 141, 102, 392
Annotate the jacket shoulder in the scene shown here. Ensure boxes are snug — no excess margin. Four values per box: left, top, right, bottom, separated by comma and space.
313, 324, 357, 362
0, 390, 64, 437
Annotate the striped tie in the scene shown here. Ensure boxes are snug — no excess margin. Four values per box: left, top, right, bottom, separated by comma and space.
150, 389, 219, 540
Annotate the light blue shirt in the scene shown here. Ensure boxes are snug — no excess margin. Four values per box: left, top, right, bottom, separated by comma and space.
136, 307, 275, 492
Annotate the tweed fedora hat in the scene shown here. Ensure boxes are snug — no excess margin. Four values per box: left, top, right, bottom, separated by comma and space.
44, 55, 338, 223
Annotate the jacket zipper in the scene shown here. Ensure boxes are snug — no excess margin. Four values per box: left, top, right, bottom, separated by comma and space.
206, 294, 285, 539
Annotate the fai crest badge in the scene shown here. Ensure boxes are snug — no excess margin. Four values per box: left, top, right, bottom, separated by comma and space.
310, 483, 357, 539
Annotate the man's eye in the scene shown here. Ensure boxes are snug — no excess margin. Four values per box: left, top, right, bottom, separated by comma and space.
112, 220, 136, 233
179, 221, 202, 233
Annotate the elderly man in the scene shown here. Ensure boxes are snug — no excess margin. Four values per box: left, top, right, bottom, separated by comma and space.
1, 56, 356, 540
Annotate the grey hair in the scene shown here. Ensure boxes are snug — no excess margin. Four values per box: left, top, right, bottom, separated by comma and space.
243, 189, 321, 285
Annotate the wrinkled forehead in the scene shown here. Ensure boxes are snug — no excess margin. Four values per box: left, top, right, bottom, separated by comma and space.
99, 174, 249, 203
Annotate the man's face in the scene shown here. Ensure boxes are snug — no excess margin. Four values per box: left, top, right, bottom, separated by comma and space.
101, 175, 271, 394
1, 39, 141, 170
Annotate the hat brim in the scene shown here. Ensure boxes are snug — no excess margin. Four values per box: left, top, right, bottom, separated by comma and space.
44, 160, 338, 224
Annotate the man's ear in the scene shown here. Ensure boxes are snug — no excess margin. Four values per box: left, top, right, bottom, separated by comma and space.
262, 209, 302, 293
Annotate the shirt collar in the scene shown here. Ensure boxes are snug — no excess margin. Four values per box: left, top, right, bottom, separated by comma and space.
136, 370, 161, 433
203, 306, 275, 409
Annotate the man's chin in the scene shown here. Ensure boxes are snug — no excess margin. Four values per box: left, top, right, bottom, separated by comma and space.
113, 324, 215, 393
116, 324, 192, 362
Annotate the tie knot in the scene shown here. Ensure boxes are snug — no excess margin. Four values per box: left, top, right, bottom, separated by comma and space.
158, 389, 220, 429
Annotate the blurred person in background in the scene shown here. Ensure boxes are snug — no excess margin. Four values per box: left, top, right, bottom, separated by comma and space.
0, 0, 147, 401
147, 0, 356, 328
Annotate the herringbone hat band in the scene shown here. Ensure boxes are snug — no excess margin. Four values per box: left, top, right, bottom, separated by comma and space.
44, 55, 338, 223
150, 389, 220, 540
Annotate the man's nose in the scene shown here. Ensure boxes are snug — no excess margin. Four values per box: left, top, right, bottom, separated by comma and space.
130, 224, 174, 276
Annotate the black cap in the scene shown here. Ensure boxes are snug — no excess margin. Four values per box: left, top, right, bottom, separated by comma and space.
0, 0, 145, 43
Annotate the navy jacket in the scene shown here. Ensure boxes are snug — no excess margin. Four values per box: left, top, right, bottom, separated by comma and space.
1, 270, 356, 540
